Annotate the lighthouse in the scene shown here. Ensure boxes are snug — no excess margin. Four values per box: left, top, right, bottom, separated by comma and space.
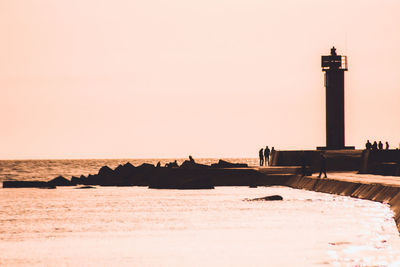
319, 47, 354, 150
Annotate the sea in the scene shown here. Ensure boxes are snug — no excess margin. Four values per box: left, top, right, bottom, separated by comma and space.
1, 158, 400, 266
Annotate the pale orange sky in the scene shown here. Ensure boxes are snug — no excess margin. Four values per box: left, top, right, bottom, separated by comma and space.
0, 0, 399, 159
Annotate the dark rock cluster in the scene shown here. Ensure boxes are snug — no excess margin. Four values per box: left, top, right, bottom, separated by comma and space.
3, 159, 250, 189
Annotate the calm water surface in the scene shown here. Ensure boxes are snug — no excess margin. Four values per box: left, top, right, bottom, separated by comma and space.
1, 186, 400, 266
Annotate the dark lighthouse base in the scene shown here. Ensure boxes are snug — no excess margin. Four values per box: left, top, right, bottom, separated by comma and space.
316, 146, 355, 150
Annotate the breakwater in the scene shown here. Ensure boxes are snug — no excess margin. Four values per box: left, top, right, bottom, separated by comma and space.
272, 175, 400, 233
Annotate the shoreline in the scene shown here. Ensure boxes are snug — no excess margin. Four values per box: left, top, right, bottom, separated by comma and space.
268, 173, 400, 234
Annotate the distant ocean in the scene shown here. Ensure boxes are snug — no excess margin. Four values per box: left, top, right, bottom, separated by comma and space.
0, 158, 258, 182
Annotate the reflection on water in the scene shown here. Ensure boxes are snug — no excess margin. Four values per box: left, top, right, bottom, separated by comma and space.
0, 186, 399, 266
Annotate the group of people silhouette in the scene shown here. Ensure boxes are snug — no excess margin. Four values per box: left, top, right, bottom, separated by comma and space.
365, 140, 389, 150
258, 146, 274, 166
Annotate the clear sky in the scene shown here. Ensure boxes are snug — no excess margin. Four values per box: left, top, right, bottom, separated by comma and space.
0, 0, 399, 159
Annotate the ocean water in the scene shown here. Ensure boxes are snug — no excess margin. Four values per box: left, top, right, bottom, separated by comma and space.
1, 186, 400, 266
1, 159, 400, 266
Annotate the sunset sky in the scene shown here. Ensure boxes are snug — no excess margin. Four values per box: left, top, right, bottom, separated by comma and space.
0, 0, 399, 159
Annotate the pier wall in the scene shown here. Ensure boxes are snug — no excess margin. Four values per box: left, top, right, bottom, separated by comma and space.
272, 175, 400, 233
359, 150, 400, 176
270, 150, 363, 171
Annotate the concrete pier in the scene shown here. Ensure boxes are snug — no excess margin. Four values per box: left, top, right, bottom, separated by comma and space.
261, 171, 400, 233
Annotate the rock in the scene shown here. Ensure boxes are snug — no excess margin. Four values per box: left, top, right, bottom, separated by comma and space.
114, 164, 124, 172
75, 185, 96, 189
3, 181, 49, 188
78, 162, 141, 186
98, 166, 114, 176
85, 174, 98, 185
123, 162, 135, 170
70, 176, 81, 185
114, 162, 136, 177
179, 161, 209, 169
137, 163, 155, 168
95, 165, 120, 185
165, 161, 179, 168
247, 195, 283, 201
211, 160, 248, 168
148, 168, 214, 189
48, 176, 73, 186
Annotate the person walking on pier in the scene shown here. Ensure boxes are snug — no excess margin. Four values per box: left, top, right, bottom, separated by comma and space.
259, 148, 264, 166
386, 141, 390, 150
318, 153, 327, 179
264, 146, 270, 166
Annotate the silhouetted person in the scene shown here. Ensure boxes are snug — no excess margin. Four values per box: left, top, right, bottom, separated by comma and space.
331, 46, 337, 56
259, 148, 264, 166
264, 146, 270, 166
372, 141, 378, 150
386, 142, 389, 150
270, 147, 275, 165
189, 155, 195, 163
378, 141, 383, 150
318, 153, 327, 178
365, 140, 371, 150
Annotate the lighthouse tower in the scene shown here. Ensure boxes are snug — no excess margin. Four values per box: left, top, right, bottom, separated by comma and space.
319, 47, 353, 150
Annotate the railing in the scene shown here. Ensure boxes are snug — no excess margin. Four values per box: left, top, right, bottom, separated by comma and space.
321, 55, 348, 70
